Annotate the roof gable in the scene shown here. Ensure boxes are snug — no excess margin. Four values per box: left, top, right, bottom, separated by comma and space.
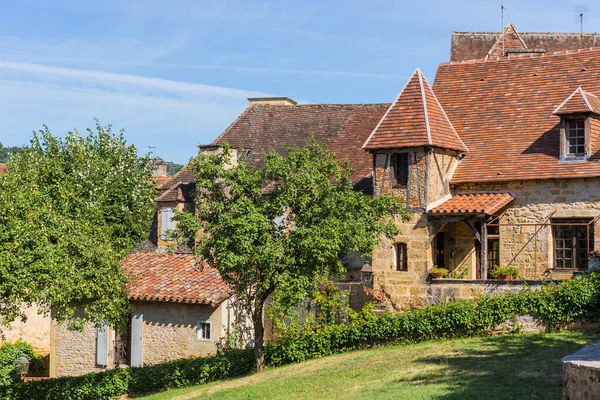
487, 23, 528, 58
363, 69, 467, 152
554, 87, 600, 115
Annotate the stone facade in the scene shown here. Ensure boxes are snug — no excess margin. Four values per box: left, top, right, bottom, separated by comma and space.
49, 298, 250, 377
454, 178, 600, 278
369, 144, 600, 309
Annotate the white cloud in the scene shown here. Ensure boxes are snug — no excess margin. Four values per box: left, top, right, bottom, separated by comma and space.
0, 61, 271, 99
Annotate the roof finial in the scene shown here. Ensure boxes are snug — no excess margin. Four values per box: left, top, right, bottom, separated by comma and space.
501, 1, 505, 55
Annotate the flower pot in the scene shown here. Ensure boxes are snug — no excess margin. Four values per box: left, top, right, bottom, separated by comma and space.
495, 274, 513, 280
430, 272, 446, 279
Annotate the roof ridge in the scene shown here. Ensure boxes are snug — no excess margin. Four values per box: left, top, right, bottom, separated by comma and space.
417, 69, 433, 145
580, 88, 594, 112
441, 46, 600, 66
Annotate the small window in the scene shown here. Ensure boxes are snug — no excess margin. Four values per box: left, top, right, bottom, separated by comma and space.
392, 153, 409, 186
160, 206, 176, 239
566, 118, 586, 156
196, 320, 212, 341
395, 243, 408, 271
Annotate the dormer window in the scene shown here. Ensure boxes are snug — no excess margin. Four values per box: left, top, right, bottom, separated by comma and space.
566, 117, 586, 156
553, 87, 600, 162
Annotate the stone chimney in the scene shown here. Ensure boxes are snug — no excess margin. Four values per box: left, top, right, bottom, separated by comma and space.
248, 97, 297, 106
151, 157, 167, 178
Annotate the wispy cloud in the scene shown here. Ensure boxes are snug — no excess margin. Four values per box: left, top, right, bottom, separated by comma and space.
0, 61, 271, 98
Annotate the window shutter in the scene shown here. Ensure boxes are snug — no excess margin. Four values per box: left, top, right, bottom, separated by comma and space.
96, 321, 109, 366
131, 314, 143, 367
161, 207, 175, 239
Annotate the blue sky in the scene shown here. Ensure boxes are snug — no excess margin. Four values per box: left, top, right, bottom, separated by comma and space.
0, 1, 597, 164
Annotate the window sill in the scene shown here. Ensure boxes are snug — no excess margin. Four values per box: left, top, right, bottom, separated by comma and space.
559, 155, 588, 163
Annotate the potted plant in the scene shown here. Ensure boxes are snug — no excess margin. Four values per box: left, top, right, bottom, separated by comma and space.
430, 267, 448, 279
490, 265, 520, 280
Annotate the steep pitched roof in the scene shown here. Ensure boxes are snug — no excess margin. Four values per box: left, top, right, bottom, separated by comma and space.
429, 193, 514, 215
362, 69, 467, 152
553, 87, 600, 115
487, 23, 528, 58
433, 47, 600, 183
123, 253, 231, 307
211, 103, 389, 193
451, 27, 600, 61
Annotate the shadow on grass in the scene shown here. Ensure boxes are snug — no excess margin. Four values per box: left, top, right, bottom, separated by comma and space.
393, 332, 599, 400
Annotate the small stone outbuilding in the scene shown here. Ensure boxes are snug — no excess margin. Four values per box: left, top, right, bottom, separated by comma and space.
50, 252, 249, 378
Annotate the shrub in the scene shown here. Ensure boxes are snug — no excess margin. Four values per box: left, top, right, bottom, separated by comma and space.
4, 273, 600, 399
0, 341, 38, 386
490, 265, 521, 279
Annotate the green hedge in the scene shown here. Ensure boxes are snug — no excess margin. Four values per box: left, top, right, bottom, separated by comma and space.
265, 274, 600, 364
4, 273, 600, 399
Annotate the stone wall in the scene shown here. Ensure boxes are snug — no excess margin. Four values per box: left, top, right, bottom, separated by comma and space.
562, 341, 600, 400
49, 298, 251, 377
454, 178, 600, 278
132, 301, 223, 366
1, 304, 51, 355
50, 318, 111, 377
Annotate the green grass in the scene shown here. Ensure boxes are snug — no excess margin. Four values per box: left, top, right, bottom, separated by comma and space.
137, 331, 598, 400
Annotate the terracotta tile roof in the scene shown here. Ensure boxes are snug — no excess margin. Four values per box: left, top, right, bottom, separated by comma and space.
433, 47, 600, 183
155, 167, 195, 202
451, 25, 600, 61
211, 103, 389, 193
429, 193, 514, 215
363, 69, 467, 153
155, 182, 194, 202
0, 164, 5, 175
122, 253, 231, 307
553, 87, 600, 115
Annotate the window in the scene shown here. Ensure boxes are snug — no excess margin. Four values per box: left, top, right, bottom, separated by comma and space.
392, 153, 409, 186
487, 224, 500, 277
566, 118, 586, 156
487, 239, 500, 271
196, 320, 212, 341
553, 219, 594, 269
395, 243, 408, 271
160, 206, 176, 239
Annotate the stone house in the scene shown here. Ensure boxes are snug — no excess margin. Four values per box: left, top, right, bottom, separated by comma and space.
364, 23, 600, 308
49, 252, 247, 377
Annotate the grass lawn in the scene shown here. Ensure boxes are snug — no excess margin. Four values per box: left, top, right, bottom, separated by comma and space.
136, 331, 598, 400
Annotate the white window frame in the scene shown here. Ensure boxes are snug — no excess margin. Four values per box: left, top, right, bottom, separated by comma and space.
160, 206, 176, 240
196, 320, 212, 342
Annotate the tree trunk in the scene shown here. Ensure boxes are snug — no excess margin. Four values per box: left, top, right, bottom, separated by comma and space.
253, 302, 266, 371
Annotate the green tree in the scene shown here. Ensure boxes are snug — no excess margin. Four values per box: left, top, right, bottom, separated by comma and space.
0, 123, 156, 328
0, 142, 23, 164
166, 161, 184, 176
176, 141, 406, 370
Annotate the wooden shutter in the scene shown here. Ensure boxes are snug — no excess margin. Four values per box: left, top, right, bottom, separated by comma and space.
161, 207, 175, 239
131, 314, 143, 367
96, 321, 109, 366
